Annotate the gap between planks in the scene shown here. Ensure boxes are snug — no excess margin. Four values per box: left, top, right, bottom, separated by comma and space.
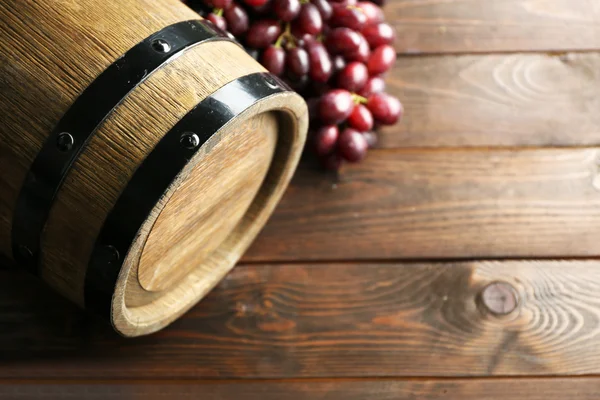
245, 147, 600, 262
0, 377, 599, 400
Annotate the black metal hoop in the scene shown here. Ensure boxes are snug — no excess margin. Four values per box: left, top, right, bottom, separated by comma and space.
12, 20, 236, 274
84, 72, 291, 318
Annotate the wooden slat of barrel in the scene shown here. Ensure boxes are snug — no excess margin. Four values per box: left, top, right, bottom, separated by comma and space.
0, 0, 198, 258
41, 41, 265, 307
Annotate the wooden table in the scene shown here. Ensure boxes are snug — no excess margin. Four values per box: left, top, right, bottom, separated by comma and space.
2, 0, 600, 398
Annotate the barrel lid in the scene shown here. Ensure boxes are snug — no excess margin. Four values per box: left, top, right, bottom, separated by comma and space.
137, 111, 277, 293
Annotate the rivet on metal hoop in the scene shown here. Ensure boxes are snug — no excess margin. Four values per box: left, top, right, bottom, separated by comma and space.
103, 245, 120, 266
56, 132, 75, 152
151, 39, 172, 53
180, 132, 200, 149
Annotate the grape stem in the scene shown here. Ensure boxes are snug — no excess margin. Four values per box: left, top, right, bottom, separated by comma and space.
351, 93, 368, 104
213, 7, 223, 16
275, 22, 294, 48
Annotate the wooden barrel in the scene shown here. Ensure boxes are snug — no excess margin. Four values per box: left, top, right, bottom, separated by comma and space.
0, 0, 308, 336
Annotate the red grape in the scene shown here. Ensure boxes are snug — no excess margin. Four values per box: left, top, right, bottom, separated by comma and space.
206, 13, 227, 30
357, 1, 383, 25
224, 4, 249, 35
244, 0, 269, 6
345, 32, 370, 62
183, 0, 403, 169
261, 46, 286, 76
319, 89, 354, 124
297, 3, 323, 35
367, 92, 403, 125
295, 33, 317, 47
246, 20, 282, 48
325, 27, 361, 54
348, 103, 373, 131
362, 131, 378, 148
287, 47, 310, 76
306, 41, 333, 82
252, 0, 273, 14
312, 0, 333, 20
336, 61, 368, 91
332, 54, 346, 73
367, 44, 396, 75
358, 76, 385, 97
273, 0, 301, 21
330, 5, 367, 31
207, 0, 232, 9
338, 128, 368, 162
314, 125, 339, 155
362, 23, 395, 48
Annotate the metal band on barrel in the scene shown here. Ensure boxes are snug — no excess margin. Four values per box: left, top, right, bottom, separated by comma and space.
12, 20, 236, 274
85, 72, 290, 318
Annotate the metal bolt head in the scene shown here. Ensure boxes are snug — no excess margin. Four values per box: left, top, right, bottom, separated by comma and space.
180, 132, 200, 149
56, 132, 74, 152
103, 245, 120, 265
151, 39, 171, 53
480, 281, 518, 316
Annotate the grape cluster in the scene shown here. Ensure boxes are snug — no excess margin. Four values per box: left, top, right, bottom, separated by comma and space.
184, 0, 402, 169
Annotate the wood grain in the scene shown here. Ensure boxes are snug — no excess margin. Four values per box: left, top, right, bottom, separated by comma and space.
380, 53, 600, 148
3, 260, 600, 378
0, 0, 198, 259
387, 0, 600, 54
0, 378, 598, 399
0, 0, 309, 336
41, 41, 264, 308
245, 148, 600, 261
137, 112, 277, 293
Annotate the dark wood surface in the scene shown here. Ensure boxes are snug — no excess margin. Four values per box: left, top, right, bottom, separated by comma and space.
1, 378, 599, 399
3, 261, 600, 378
390, 0, 600, 54
2, 0, 600, 398
379, 53, 600, 148
244, 149, 600, 261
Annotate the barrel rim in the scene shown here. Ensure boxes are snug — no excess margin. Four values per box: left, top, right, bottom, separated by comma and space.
84, 72, 298, 321
110, 79, 307, 337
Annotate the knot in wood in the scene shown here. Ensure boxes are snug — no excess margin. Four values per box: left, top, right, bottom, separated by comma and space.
480, 281, 518, 316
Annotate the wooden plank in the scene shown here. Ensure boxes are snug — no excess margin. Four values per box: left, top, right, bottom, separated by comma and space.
4, 261, 600, 378
387, 0, 600, 54
245, 148, 600, 261
380, 53, 600, 148
0, 378, 598, 399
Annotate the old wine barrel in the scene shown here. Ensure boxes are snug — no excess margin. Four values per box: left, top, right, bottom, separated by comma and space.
0, 1, 308, 336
